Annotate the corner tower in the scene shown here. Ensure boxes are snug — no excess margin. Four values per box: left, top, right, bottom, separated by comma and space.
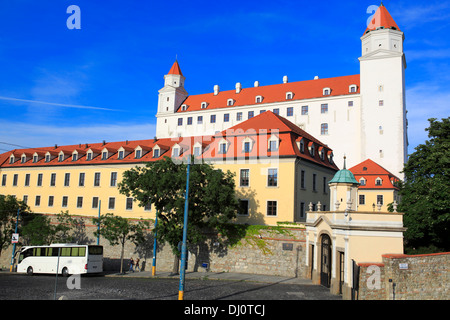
359, 3, 408, 179
156, 60, 188, 138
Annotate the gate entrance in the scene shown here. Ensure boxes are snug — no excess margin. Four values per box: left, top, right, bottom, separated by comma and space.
320, 234, 332, 288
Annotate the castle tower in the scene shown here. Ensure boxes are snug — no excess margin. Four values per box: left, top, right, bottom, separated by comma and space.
359, 3, 408, 179
156, 60, 188, 138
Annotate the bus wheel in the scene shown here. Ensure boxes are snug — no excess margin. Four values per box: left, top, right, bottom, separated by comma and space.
62, 267, 70, 277
27, 267, 33, 276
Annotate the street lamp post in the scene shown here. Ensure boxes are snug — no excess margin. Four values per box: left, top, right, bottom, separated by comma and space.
9, 208, 20, 272
178, 158, 191, 300
152, 213, 158, 276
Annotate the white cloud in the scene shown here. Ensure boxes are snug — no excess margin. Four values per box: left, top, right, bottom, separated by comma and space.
0, 121, 156, 151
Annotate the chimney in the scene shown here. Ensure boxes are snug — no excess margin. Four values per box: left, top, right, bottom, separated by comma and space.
103, 140, 106, 146
283, 75, 288, 83
254, 81, 259, 87
214, 85, 220, 95
236, 82, 242, 94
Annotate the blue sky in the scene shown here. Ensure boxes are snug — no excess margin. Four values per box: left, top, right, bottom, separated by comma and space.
0, 0, 449, 156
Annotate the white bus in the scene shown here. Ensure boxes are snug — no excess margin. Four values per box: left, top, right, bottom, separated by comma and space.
16, 244, 103, 276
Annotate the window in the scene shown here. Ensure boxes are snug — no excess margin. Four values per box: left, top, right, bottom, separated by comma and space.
135, 149, 141, 159
348, 101, 353, 107
210, 114, 216, 123
178, 118, 183, 126
23, 195, 28, 205
50, 173, 56, 186
349, 85, 357, 93
72, 154, 77, 161
45, 155, 50, 162
118, 151, 124, 159
153, 149, 160, 158
227, 99, 234, 106
219, 142, 227, 154
77, 197, 83, 208
64, 173, 70, 186
255, 96, 263, 103
377, 195, 384, 205
58, 154, 64, 162
102, 152, 108, 160
321, 123, 328, 135
201, 102, 208, 109
359, 194, 365, 205
260, 110, 266, 114
144, 202, 151, 211
269, 140, 278, 151
172, 147, 180, 157
62, 196, 68, 208
248, 111, 254, 119
187, 117, 193, 125
2, 174, 7, 186
273, 108, 279, 115
268, 169, 278, 187
321, 104, 328, 114
240, 169, 249, 187
301, 106, 308, 115
92, 197, 99, 209
25, 174, 30, 187
267, 201, 277, 216
110, 172, 118, 187
94, 173, 101, 186
313, 174, 317, 191
379, 100, 384, 106
36, 173, 42, 187
224, 114, 230, 122
244, 141, 251, 153
35, 195, 41, 206
48, 196, 54, 207
181, 104, 187, 111
194, 147, 201, 157
323, 88, 330, 95
86, 153, 92, 161
13, 174, 18, 186
359, 178, 366, 186
286, 92, 293, 100
376, 178, 382, 186
236, 112, 242, 121
33, 155, 38, 163
300, 202, 305, 219
197, 116, 203, 124
126, 198, 133, 210
287, 107, 293, 116
323, 177, 327, 193
108, 197, 115, 210
239, 200, 249, 216
299, 139, 305, 153
79, 173, 85, 186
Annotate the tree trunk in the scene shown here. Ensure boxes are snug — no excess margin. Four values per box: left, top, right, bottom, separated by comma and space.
120, 242, 125, 274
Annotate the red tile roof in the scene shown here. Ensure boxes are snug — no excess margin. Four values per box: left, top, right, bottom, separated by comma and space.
177, 74, 360, 113
349, 159, 400, 189
0, 112, 338, 171
167, 60, 183, 76
364, 4, 400, 35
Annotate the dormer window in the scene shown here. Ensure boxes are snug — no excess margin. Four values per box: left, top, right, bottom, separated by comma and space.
227, 99, 235, 106
102, 151, 108, 160
181, 104, 188, 111
375, 177, 383, 186
86, 152, 92, 161
172, 147, 180, 158
255, 95, 263, 103
201, 102, 208, 109
286, 92, 293, 100
58, 154, 64, 162
268, 135, 279, 152
359, 178, 366, 186
349, 84, 357, 93
218, 139, 228, 154
72, 154, 78, 161
323, 87, 331, 96
153, 148, 160, 158
9, 155, 15, 164
118, 151, 124, 160
135, 149, 141, 159
298, 138, 305, 153
309, 143, 315, 157
33, 155, 38, 163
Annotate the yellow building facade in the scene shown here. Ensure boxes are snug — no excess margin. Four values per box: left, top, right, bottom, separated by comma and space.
0, 111, 338, 226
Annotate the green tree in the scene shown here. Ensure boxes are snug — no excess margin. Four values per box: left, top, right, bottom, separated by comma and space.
399, 117, 450, 253
0, 195, 29, 256
93, 213, 149, 274
118, 156, 239, 273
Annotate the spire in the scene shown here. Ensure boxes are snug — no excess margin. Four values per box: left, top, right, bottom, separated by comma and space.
364, 3, 400, 35
343, 155, 347, 169
167, 60, 183, 77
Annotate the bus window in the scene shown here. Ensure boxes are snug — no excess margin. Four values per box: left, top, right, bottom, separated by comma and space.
88, 246, 103, 255
78, 247, 86, 257
61, 247, 71, 256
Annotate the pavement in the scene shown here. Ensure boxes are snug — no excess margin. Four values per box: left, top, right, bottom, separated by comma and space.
105, 269, 315, 285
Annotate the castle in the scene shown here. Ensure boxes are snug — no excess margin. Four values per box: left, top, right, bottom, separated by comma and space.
155, 3, 408, 180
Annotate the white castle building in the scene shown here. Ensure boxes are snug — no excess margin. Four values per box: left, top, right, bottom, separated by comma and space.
155, 4, 408, 179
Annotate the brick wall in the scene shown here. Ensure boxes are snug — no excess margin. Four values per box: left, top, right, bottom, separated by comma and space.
357, 252, 450, 300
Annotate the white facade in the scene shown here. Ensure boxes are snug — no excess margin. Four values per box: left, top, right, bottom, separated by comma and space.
155, 10, 407, 179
